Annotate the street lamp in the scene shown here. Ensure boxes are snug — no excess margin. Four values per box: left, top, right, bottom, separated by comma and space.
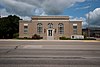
87, 1, 90, 37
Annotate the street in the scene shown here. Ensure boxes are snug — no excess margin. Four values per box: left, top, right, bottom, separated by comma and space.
0, 40, 100, 67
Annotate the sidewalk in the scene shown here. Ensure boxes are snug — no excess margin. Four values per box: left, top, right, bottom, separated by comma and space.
0, 39, 100, 42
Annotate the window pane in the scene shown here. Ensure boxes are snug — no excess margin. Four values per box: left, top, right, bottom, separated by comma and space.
73, 26, 77, 34
73, 29, 77, 34
24, 29, 28, 33
58, 23, 64, 34
48, 23, 53, 28
37, 23, 43, 34
24, 26, 28, 29
73, 26, 77, 29
24, 26, 28, 34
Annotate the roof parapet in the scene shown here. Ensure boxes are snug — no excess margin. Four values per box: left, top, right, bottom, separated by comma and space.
32, 16, 69, 20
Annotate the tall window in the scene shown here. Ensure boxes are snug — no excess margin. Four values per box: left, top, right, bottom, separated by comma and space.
73, 24, 77, 34
58, 23, 64, 34
24, 24, 28, 34
37, 23, 43, 34
48, 23, 53, 28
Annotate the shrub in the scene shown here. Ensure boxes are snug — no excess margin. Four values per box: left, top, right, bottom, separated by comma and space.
59, 36, 96, 40
13, 33, 19, 38
59, 36, 67, 40
32, 34, 43, 39
83, 37, 96, 40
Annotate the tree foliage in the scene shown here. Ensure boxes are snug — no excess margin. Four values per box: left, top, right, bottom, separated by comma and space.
0, 15, 20, 39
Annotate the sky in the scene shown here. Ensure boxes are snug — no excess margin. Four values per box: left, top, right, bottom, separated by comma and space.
0, 0, 100, 28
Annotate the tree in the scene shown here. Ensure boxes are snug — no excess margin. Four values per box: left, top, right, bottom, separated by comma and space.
0, 15, 20, 39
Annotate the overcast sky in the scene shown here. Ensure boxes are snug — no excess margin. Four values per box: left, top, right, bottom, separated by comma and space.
0, 0, 100, 28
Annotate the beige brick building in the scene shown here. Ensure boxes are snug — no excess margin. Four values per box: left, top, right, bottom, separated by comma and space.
19, 16, 82, 40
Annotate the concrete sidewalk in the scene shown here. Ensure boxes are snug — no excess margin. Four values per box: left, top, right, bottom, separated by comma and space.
0, 39, 100, 42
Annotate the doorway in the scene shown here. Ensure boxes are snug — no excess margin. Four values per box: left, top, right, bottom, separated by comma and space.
47, 29, 54, 40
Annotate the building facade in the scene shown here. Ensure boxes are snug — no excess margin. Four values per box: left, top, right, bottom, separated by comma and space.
19, 16, 82, 40
82, 27, 100, 38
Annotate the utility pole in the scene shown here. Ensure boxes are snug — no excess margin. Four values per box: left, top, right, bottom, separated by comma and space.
87, 14, 90, 37
87, 2, 90, 37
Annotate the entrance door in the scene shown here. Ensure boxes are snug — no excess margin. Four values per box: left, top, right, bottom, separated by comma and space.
47, 29, 54, 40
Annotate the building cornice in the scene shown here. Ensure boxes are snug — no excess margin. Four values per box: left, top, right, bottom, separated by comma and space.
32, 20, 70, 21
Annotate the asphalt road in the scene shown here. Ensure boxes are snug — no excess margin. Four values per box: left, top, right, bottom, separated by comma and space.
0, 40, 100, 45
0, 40, 100, 67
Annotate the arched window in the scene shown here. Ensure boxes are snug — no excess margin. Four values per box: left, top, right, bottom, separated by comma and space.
37, 23, 43, 34
58, 23, 64, 34
48, 23, 53, 28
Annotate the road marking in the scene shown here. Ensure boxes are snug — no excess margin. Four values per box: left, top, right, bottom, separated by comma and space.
23, 45, 43, 48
